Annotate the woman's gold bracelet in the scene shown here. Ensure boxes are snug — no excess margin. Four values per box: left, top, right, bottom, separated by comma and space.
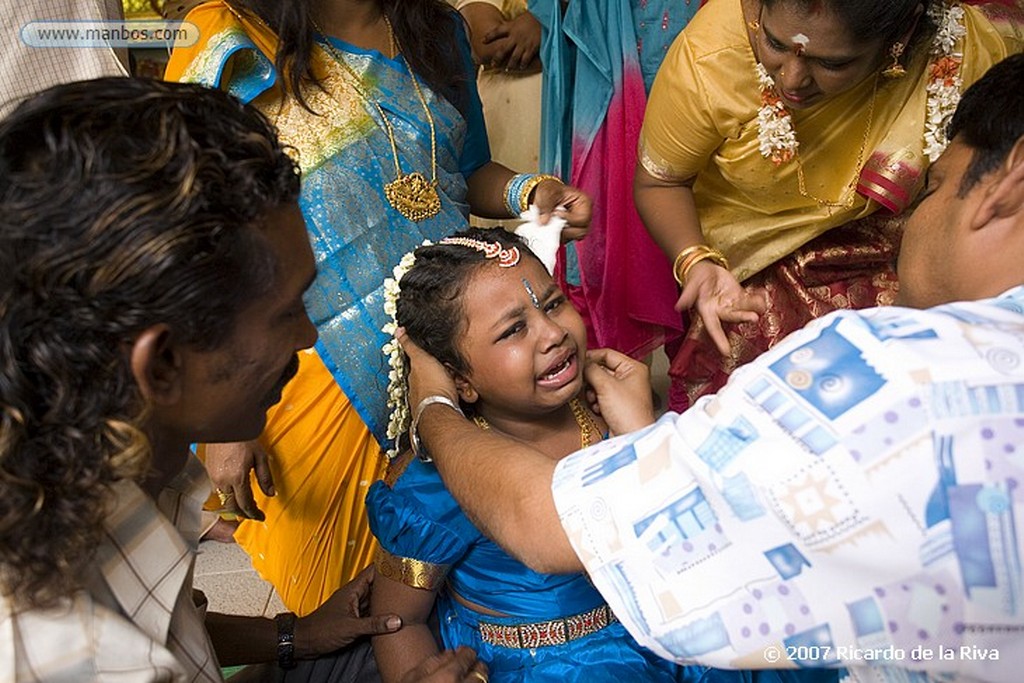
517, 174, 563, 215
502, 173, 564, 217
672, 245, 729, 286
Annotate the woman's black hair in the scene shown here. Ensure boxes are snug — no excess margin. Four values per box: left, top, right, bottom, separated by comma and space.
233, 0, 471, 114
761, 0, 939, 60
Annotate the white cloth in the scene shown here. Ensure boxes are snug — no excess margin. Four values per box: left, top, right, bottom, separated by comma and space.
553, 287, 1024, 682
1, 456, 222, 682
514, 204, 565, 274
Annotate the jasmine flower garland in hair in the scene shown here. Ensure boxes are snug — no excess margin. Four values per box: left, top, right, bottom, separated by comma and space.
755, 63, 798, 165
923, 3, 966, 162
381, 244, 428, 460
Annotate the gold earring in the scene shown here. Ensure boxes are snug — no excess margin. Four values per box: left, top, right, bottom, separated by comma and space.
883, 42, 907, 79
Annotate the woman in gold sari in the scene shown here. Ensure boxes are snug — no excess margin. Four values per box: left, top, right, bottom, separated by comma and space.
165, 0, 591, 616
635, 0, 1023, 410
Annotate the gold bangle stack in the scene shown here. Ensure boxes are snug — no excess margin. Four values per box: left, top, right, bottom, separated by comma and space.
672, 244, 729, 286
518, 174, 562, 214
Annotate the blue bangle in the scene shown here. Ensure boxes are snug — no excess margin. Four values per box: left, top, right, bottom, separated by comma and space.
503, 173, 535, 217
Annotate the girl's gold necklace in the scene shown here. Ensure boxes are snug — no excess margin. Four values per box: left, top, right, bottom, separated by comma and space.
314, 15, 441, 222
473, 398, 600, 450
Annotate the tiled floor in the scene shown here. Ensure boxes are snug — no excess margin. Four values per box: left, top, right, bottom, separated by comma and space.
195, 539, 286, 617
196, 350, 673, 617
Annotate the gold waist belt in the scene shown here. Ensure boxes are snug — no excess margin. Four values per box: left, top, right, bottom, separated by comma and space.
478, 604, 618, 649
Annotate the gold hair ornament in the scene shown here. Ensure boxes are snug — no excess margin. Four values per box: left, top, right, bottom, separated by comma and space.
439, 237, 521, 267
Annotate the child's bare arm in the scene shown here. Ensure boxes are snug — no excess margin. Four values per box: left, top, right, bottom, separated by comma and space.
371, 572, 443, 683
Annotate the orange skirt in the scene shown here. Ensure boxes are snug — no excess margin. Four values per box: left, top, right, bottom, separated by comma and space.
204, 349, 385, 616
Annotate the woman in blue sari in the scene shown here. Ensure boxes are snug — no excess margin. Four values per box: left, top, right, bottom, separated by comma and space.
165, 0, 591, 616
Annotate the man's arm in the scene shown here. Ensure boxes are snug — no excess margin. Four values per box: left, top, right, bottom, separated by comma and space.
205, 566, 401, 665
401, 334, 655, 573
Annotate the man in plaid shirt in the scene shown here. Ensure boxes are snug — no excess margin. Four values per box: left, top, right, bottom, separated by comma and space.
0, 78, 486, 683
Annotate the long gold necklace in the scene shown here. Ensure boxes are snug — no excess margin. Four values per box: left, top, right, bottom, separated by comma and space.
472, 398, 600, 450
793, 74, 878, 212
314, 15, 441, 222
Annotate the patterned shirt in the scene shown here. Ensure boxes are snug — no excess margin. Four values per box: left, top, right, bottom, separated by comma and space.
1, 456, 222, 682
553, 287, 1024, 682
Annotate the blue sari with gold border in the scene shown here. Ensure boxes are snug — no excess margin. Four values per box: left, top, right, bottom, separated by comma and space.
166, 2, 489, 445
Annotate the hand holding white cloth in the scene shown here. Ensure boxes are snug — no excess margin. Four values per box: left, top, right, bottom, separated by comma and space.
513, 204, 566, 275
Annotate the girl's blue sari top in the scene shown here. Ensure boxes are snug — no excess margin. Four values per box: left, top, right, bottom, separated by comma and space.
368, 455, 840, 683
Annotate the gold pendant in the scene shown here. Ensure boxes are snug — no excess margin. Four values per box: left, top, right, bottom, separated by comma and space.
385, 172, 441, 222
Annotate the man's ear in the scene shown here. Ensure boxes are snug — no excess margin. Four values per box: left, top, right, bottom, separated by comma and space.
130, 324, 184, 406
970, 136, 1024, 230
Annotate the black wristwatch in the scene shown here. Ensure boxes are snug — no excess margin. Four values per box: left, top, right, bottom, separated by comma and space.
275, 612, 297, 670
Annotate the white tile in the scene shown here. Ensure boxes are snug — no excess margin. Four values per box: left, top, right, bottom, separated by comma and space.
195, 540, 254, 576
195, 569, 273, 617
263, 588, 287, 618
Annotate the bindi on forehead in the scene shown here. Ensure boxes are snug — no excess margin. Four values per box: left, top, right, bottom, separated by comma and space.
521, 277, 540, 309
791, 32, 809, 54
761, 8, 861, 63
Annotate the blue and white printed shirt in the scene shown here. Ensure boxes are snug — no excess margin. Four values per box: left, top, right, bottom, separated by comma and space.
553, 287, 1024, 682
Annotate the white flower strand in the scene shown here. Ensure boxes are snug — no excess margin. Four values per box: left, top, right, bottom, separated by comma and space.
923, 4, 966, 162
931, 3, 966, 54
381, 245, 428, 460
755, 64, 799, 165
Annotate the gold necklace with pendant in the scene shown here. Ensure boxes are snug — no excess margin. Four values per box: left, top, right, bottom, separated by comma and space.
472, 398, 600, 450
314, 15, 441, 222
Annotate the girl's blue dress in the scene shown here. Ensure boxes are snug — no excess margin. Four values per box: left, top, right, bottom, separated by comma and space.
367, 456, 839, 683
